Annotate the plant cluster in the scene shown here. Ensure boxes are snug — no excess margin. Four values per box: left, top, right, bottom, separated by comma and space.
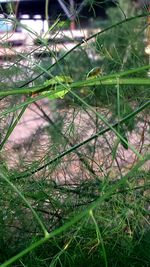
0, 1, 150, 267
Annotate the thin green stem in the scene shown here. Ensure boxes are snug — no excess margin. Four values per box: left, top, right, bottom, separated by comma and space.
70, 90, 142, 159
89, 210, 108, 267
0, 168, 49, 237
117, 78, 121, 120
0, 105, 28, 151
0, 77, 150, 97
13, 100, 150, 180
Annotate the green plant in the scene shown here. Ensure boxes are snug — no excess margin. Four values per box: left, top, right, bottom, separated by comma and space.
0, 1, 150, 267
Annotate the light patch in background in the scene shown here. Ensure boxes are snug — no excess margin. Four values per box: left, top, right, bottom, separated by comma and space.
20, 14, 48, 35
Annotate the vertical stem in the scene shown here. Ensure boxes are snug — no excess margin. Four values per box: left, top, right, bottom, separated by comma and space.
0, 168, 49, 237
116, 77, 121, 123
45, 0, 49, 30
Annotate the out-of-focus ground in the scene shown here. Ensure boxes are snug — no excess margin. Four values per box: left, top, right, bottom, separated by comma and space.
1, 96, 149, 182
0, 28, 99, 60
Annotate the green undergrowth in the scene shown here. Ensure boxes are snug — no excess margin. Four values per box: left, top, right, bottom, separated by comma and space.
0, 167, 150, 267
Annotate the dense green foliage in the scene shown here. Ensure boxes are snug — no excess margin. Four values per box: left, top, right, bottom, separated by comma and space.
0, 1, 150, 267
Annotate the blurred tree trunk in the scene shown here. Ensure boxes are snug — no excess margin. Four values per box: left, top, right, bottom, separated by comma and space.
69, 0, 76, 30
57, 0, 89, 30
147, 5, 150, 45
